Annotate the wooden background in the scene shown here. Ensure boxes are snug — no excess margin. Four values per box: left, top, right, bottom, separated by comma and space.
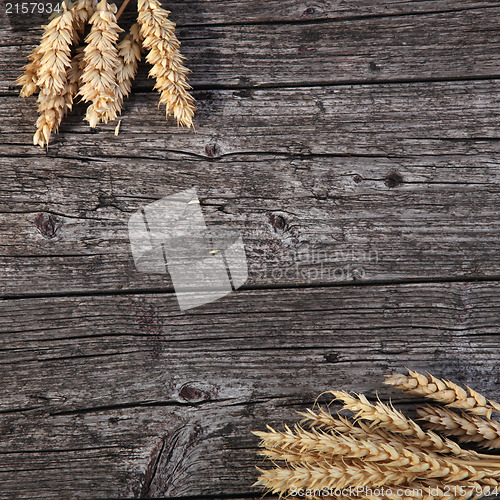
1, 0, 500, 498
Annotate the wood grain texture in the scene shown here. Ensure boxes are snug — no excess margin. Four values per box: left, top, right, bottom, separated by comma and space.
3, 0, 500, 28
3, 80, 500, 157
1, 1, 500, 499
0, 81, 500, 294
0, 282, 499, 498
2, 6, 500, 93
1, 150, 500, 294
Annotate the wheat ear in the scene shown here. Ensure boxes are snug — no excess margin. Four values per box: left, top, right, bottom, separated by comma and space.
299, 409, 425, 447
79, 0, 123, 127
385, 370, 500, 419
418, 405, 500, 450
16, 0, 93, 99
32, 2, 78, 147
110, 23, 143, 119
299, 410, 444, 459
256, 424, 491, 485
255, 459, 410, 493
331, 391, 475, 457
137, 0, 196, 128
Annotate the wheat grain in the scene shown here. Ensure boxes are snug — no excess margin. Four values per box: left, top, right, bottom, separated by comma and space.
137, 0, 196, 128
16, 46, 43, 97
385, 370, 500, 419
418, 405, 500, 450
79, 0, 123, 127
72, 0, 97, 39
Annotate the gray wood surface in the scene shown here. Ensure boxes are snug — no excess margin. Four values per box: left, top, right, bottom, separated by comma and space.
1, 81, 500, 294
3, 6, 500, 91
0, 0, 499, 498
1, 282, 499, 498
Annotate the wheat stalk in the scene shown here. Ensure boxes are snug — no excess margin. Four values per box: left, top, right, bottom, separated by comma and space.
299, 410, 445, 461
254, 463, 482, 499
18, 0, 196, 145
256, 424, 497, 486
418, 405, 500, 450
137, 0, 196, 128
255, 460, 409, 493
385, 370, 500, 419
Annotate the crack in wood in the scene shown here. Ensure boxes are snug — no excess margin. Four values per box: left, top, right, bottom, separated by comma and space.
141, 435, 168, 499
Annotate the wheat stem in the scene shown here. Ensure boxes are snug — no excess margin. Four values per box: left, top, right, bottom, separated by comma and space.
116, 0, 131, 20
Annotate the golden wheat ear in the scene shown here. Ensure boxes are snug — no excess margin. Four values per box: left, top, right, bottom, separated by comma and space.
137, 0, 196, 129
329, 391, 475, 457
108, 22, 143, 122
257, 422, 487, 486
418, 405, 500, 450
32, 1, 78, 148
78, 0, 124, 128
385, 369, 500, 419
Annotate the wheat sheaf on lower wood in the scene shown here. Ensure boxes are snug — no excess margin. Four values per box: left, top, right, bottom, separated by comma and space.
253, 369, 500, 500
16, 0, 196, 148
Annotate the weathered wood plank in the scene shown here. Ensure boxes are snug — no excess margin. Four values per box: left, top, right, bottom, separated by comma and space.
0, 281, 499, 498
1, 151, 500, 294
2, 7, 500, 93
3, 81, 500, 158
3, 0, 499, 29
1, 81, 500, 294
130, 0, 500, 24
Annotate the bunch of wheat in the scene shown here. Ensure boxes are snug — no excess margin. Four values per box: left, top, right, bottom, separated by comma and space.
16, 0, 195, 148
254, 369, 500, 499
